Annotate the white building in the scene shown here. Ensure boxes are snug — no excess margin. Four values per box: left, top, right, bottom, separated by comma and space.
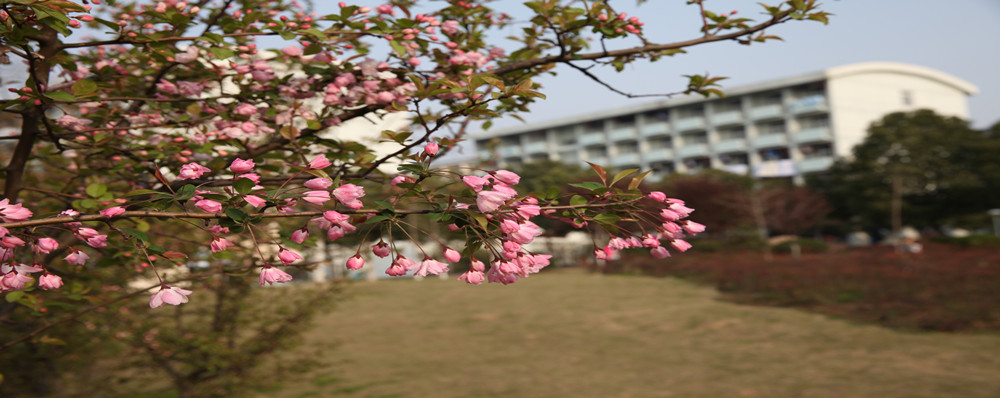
471, 62, 977, 183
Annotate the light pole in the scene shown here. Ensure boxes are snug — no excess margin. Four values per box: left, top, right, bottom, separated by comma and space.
989, 209, 1000, 237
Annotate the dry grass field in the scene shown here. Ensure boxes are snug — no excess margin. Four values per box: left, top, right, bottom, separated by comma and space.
255, 269, 1000, 398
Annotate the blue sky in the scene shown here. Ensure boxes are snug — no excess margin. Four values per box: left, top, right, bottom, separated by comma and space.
481, 0, 1000, 131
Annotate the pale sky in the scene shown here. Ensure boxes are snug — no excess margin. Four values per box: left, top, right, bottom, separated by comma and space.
487, 0, 1000, 131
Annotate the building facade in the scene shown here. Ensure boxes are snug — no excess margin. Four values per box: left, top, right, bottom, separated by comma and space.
472, 62, 977, 182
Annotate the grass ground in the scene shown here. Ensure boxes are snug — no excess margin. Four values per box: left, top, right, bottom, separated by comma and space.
257, 269, 1000, 398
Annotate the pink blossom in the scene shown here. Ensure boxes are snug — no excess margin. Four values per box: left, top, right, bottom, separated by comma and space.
234, 103, 258, 116
304, 178, 332, 190
442, 20, 459, 35
346, 255, 365, 270
178, 162, 211, 180
259, 266, 293, 286
149, 286, 193, 308
375, 4, 395, 15
1, 272, 33, 291
491, 170, 520, 185
372, 241, 391, 258
39, 273, 63, 290
156, 80, 179, 94
660, 208, 682, 222
424, 142, 439, 156
64, 249, 89, 265
281, 46, 303, 57
443, 247, 461, 263
323, 210, 350, 224
650, 246, 671, 259
414, 258, 448, 277
229, 158, 255, 173
385, 260, 407, 276
648, 191, 666, 202
391, 175, 415, 186
174, 46, 199, 63
177, 81, 203, 97
333, 184, 365, 209
462, 175, 489, 191
210, 236, 235, 252
34, 237, 59, 254
458, 261, 485, 285
302, 190, 331, 205
326, 226, 345, 241
244, 195, 267, 208
308, 155, 331, 169
682, 221, 706, 235
500, 219, 520, 234
100, 206, 126, 218
670, 239, 692, 253
476, 190, 511, 212
277, 249, 302, 265
0, 199, 32, 222
291, 228, 309, 244
1, 235, 25, 248
195, 199, 222, 213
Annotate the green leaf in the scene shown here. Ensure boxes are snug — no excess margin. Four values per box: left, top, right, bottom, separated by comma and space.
611, 168, 639, 186
569, 182, 604, 191
120, 228, 150, 243
225, 208, 249, 223
44, 91, 76, 102
593, 213, 621, 225
628, 170, 653, 191
374, 201, 394, 209
5, 291, 24, 303
570, 195, 587, 207
388, 40, 407, 57
471, 214, 489, 229
365, 215, 390, 224
71, 79, 98, 96
146, 245, 166, 255
86, 183, 107, 198
175, 184, 196, 201
233, 178, 255, 195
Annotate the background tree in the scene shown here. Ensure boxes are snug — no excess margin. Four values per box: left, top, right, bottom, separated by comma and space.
810, 110, 995, 235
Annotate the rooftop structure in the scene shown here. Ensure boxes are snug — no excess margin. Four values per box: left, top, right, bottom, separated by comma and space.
471, 62, 977, 182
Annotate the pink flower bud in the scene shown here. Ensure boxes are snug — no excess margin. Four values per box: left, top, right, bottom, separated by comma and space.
100, 206, 126, 218
443, 247, 461, 263
278, 249, 302, 265
195, 199, 222, 213
424, 142, 439, 156
39, 273, 63, 290
308, 155, 331, 169
229, 158, 255, 173
347, 254, 365, 270
372, 241, 391, 258
291, 228, 309, 244
304, 178, 333, 190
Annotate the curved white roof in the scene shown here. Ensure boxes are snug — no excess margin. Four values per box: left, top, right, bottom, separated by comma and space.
825, 62, 978, 95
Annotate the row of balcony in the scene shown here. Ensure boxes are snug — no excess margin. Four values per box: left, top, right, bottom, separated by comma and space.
495, 127, 831, 158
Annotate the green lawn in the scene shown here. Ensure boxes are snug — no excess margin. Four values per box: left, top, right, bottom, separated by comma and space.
261, 269, 1000, 398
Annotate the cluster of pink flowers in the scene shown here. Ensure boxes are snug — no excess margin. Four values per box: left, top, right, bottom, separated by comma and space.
1, 200, 65, 292
594, 192, 704, 261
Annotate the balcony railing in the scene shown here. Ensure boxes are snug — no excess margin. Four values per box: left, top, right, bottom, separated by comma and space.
794, 126, 832, 144
677, 144, 709, 158
497, 146, 521, 157
608, 127, 637, 141
644, 148, 674, 162
798, 156, 835, 173
788, 94, 828, 114
611, 153, 640, 166
579, 132, 605, 146
714, 139, 747, 153
523, 141, 548, 154
753, 133, 788, 149
749, 104, 784, 120
674, 117, 706, 132
711, 111, 744, 126
640, 122, 670, 137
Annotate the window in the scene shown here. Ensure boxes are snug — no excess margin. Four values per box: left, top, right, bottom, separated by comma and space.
583, 120, 604, 132
754, 92, 782, 106
649, 137, 673, 149
676, 107, 704, 119
800, 143, 833, 158
720, 153, 749, 165
718, 127, 746, 141
713, 100, 742, 114
681, 132, 708, 145
902, 90, 913, 106
614, 141, 638, 155
759, 147, 790, 160
643, 109, 670, 122
799, 116, 830, 129
757, 121, 786, 135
